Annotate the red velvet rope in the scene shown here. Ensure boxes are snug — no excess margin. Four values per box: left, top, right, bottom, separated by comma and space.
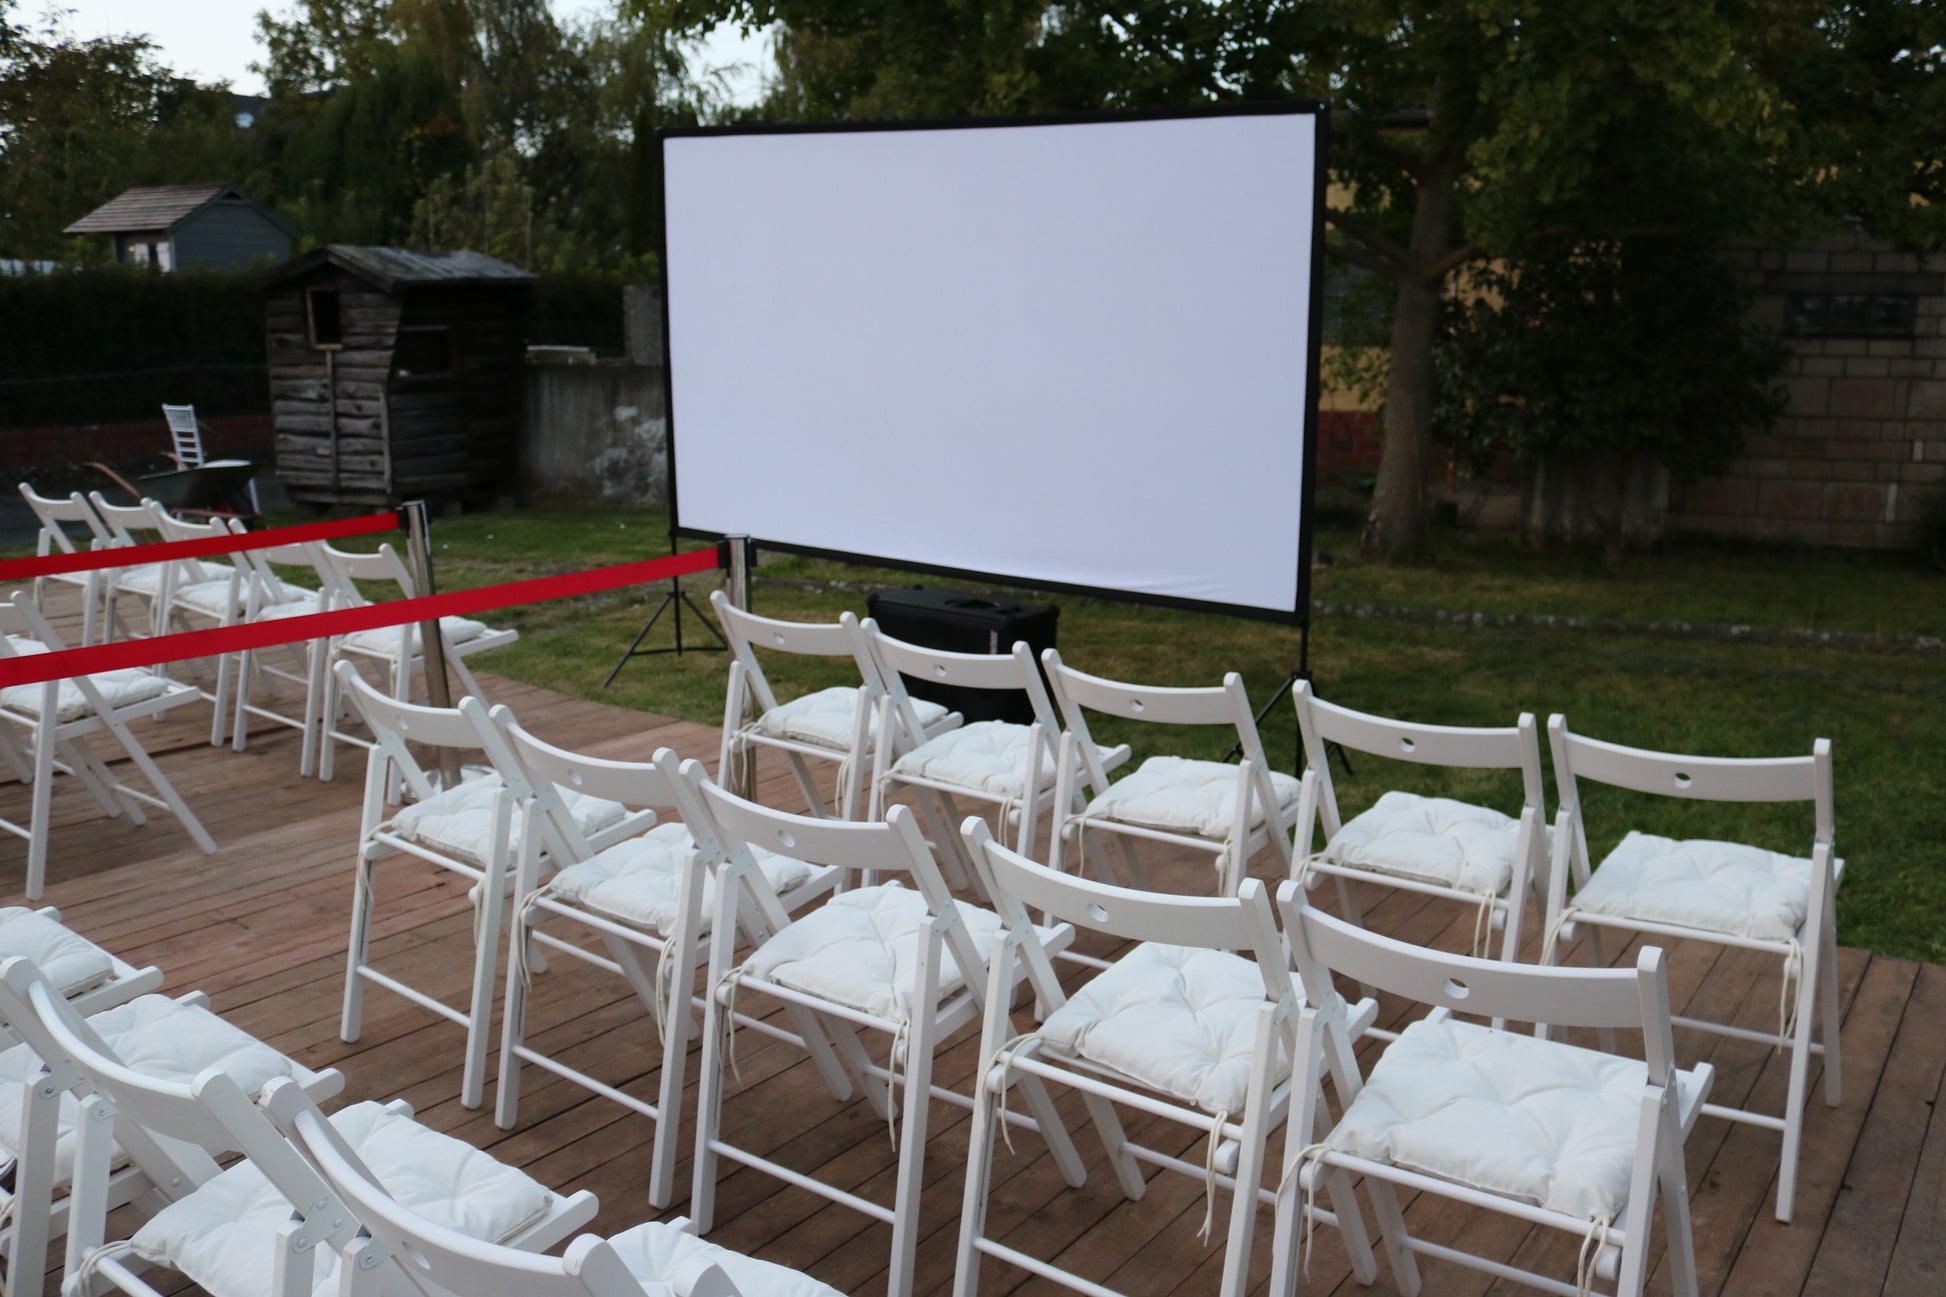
0, 546, 724, 690
0, 510, 404, 584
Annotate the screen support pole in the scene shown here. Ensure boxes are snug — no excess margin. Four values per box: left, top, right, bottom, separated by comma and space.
601, 529, 730, 688
724, 536, 756, 796
1226, 623, 1351, 779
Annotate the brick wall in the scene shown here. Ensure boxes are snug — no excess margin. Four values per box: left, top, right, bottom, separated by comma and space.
1316, 409, 1382, 478
1668, 228, 1945, 548
0, 414, 273, 471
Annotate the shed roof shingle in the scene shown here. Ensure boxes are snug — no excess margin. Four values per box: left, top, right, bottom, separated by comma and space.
64, 184, 269, 235
265, 245, 536, 291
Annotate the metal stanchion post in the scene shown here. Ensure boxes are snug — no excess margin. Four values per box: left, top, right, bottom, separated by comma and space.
403, 500, 461, 786
726, 536, 756, 797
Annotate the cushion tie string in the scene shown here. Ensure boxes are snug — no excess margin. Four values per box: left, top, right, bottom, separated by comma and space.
1778, 937, 1804, 1053
652, 939, 678, 1048
885, 1018, 912, 1150
1470, 888, 1498, 962
76, 1239, 129, 1292
1575, 1214, 1612, 1297
1275, 1141, 1332, 1278
509, 882, 557, 994
1540, 908, 1574, 967
1290, 853, 1322, 892
1196, 1108, 1232, 1245
986, 1032, 1039, 1155
719, 968, 748, 1086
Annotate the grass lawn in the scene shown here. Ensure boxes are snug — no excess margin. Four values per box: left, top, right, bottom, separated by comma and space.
19, 502, 1940, 963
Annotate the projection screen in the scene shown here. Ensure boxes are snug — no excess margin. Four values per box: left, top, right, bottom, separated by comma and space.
660, 105, 1325, 622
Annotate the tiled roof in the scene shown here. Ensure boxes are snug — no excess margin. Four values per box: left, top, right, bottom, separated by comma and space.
64, 184, 241, 234
265, 245, 536, 291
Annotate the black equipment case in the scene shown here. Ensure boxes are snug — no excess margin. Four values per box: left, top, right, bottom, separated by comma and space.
864, 588, 1059, 725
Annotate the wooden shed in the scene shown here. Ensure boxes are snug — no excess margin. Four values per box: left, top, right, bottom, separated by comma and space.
263, 246, 533, 507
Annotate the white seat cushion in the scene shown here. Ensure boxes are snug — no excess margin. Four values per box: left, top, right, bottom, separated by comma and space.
170, 577, 246, 620
1328, 1016, 1673, 1222
607, 1220, 844, 1297
1037, 943, 1292, 1114
742, 883, 1038, 1022
1, 639, 173, 720
1571, 830, 1814, 942
754, 686, 948, 751
0, 908, 114, 997
131, 1101, 555, 1297
0, 995, 301, 1183
384, 772, 629, 866
115, 560, 223, 595
890, 720, 1066, 797
550, 823, 823, 936
1323, 791, 1530, 896
1086, 756, 1299, 840
341, 615, 496, 655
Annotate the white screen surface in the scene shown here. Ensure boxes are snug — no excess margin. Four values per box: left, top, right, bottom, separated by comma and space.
663, 110, 1320, 617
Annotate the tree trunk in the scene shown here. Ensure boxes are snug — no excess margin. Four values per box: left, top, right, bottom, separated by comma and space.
1361, 166, 1460, 560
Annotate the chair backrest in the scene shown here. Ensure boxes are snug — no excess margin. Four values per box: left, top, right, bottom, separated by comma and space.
1548, 714, 1835, 852
162, 404, 204, 468
317, 541, 415, 606
263, 1077, 671, 1297
479, 703, 697, 865
17, 484, 109, 553
333, 661, 483, 806
1041, 648, 1274, 792
865, 622, 1056, 752
86, 492, 167, 548
965, 818, 1289, 1000
1276, 880, 1679, 1082
710, 591, 883, 715
1294, 681, 1545, 844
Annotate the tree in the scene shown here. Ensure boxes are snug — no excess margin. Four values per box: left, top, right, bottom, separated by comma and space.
638, 0, 1946, 558
0, 14, 246, 260
1435, 236, 1788, 563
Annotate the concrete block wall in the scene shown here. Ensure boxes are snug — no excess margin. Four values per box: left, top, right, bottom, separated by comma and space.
1669, 227, 1946, 548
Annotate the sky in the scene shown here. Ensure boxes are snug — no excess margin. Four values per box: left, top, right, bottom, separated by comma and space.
39, 1, 771, 103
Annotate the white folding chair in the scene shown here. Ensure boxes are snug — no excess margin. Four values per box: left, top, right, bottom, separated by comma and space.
85, 492, 226, 644
1042, 650, 1298, 896
335, 665, 645, 1109
1543, 715, 1839, 1225
265, 1075, 845, 1297
953, 820, 1379, 1297
143, 508, 259, 743
686, 771, 1082, 1297
712, 591, 956, 820
864, 622, 1130, 874
0, 594, 216, 898
316, 539, 519, 781
1292, 681, 1549, 970
17, 483, 111, 645
161, 403, 205, 468
0, 955, 348, 1296
1273, 880, 1710, 1297
486, 714, 840, 1207
226, 537, 337, 772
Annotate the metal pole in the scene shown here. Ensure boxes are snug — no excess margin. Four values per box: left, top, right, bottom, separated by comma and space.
726, 536, 755, 796
402, 500, 460, 786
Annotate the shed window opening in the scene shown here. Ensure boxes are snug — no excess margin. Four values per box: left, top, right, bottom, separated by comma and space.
394, 327, 453, 378
307, 288, 343, 348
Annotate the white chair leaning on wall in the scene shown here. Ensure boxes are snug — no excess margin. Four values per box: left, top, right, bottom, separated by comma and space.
1291, 681, 1549, 973
1542, 715, 1840, 1225
953, 819, 1379, 1297
712, 591, 956, 820
684, 769, 1083, 1297
333, 665, 645, 1109
484, 713, 842, 1208
863, 621, 1130, 877
0, 593, 216, 899
1273, 881, 1710, 1297
1042, 650, 1298, 896
265, 1075, 844, 1297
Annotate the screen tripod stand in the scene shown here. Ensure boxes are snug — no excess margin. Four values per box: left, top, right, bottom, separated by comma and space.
602, 573, 726, 688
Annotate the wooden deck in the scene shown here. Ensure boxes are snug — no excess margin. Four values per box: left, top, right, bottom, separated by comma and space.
2, 653, 1941, 1296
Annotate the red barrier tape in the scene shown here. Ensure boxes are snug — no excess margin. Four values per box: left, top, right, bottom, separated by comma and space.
0, 546, 723, 690
0, 510, 403, 584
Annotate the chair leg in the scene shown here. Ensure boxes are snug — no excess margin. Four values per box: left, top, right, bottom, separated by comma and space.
26, 713, 56, 900
461, 806, 513, 1110
496, 911, 532, 1130
886, 940, 942, 1297
952, 1040, 1003, 1297
690, 972, 735, 1232
341, 849, 379, 1042
10, 1061, 64, 1297
1819, 896, 1843, 1108
1658, 1099, 1701, 1297
1777, 940, 1821, 1224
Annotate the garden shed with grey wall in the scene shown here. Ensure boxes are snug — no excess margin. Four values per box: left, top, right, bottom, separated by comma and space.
264, 245, 532, 507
